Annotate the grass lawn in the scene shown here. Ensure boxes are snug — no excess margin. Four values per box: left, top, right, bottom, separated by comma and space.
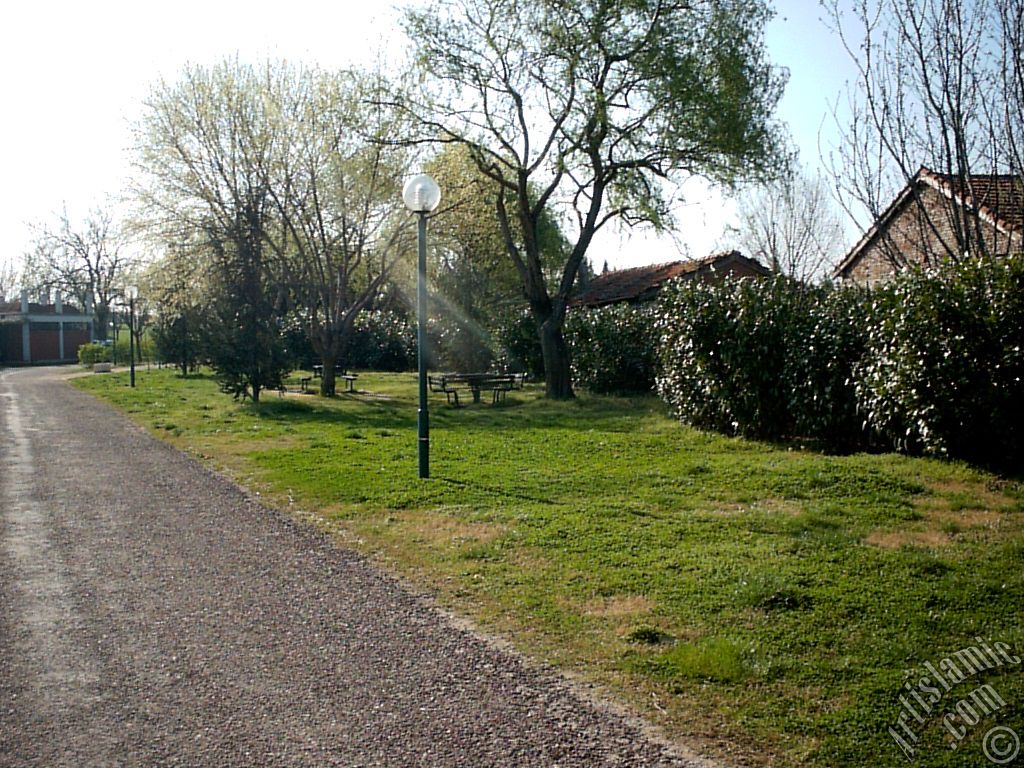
75, 368, 1024, 767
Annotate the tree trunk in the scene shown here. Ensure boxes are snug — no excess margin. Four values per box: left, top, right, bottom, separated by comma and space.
320, 353, 337, 397
94, 305, 110, 341
539, 317, 574, 400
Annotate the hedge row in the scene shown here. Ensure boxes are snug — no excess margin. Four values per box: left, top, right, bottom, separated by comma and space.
651, 256, 1024, 466
78, 343, 113, 366
854, 256, 1024, 466
566, 303, 659, 394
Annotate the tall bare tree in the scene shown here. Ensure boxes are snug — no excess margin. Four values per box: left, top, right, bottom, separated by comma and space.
398, 0, 788, 398
0, 258, 17, 302
997, 0, 1024, 176
728, 168, 848, 282
826, 0, 1024, 267
22, 206, 135, 339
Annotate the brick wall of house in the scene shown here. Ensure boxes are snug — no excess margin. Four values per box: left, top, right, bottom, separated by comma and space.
847, 186, 1022, 285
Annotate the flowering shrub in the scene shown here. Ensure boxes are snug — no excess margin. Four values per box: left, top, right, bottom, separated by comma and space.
654, 275, 848, 443
855, 255, 1024, 466
654, 256, 1024, 466
567, 303, 659, 394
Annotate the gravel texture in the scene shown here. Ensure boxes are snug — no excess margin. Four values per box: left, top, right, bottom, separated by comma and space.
0, 366, 713, 768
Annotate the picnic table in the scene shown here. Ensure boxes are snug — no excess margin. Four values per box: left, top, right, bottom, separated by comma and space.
428, 372, 524, 406
312, 362, 358, 392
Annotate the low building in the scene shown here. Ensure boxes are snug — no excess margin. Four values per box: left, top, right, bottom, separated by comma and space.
0, 291, 95, 365
834, 167, 1024, 284
570, 251, 770, 309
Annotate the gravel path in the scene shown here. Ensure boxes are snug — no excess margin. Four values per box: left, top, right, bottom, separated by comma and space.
0, 366, 712, 768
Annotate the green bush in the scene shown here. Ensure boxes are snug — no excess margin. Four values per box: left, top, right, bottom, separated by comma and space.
655, 276, 870, 449
78, 343, 112, 366
566, 303, 659, 394
787, 284, 874, 452
657, 275, 799, 441
655, 257, 1024, 465
346, 309, 417, 372
492, 309, 544, 378
854, 255, 1024, 467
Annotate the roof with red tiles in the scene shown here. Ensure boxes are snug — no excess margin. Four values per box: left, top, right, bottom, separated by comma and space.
571, 251, 769, 308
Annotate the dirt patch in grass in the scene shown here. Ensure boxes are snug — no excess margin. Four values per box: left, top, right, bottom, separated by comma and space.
863, 529, 953, 549
869, 479, 1023, 549
931, 507, 1005, 529
584, 594, 658, 618
917, 479, 1019, 514
391, 512, 509, 551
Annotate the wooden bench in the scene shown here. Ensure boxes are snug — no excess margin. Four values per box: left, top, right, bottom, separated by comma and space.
429, 375, 462, 406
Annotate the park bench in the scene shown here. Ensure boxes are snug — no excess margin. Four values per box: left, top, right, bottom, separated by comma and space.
429, 372, 524, 406
277, 375, 315, 397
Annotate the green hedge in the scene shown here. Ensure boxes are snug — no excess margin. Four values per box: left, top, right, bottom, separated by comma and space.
856, 255, 1024, 466
78, 343, 113, 366
655, 275, 867, 447
654, 256, 1024, 466
567, 303, 659, 394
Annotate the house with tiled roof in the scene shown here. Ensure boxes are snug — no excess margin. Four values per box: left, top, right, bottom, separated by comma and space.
571, 251, 770, 309
834, 167, 1024, 284
0, 290, 94, 365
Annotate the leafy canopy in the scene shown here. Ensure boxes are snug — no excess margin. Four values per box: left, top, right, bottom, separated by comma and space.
405, 0, 788, 234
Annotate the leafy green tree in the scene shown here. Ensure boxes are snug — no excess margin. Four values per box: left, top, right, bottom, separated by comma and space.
144, 244, 210, 376
265, 67, 413, 396
205, 229, 290, 401
152, 307, 207, 376
134, 61, 289, 402
401, 0, 787, 397
136, 60, 414, 398
425, 145, 565, 371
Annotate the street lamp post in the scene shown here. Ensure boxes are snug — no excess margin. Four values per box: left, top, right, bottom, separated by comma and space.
402, 174, 441, 479
125, 285, 138, 388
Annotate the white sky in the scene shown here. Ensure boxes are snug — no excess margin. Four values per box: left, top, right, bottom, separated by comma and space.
0, 0, 859, 275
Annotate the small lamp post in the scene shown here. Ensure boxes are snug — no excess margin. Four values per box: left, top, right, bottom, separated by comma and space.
125, 285, 138, 388
402, 174, 441, 479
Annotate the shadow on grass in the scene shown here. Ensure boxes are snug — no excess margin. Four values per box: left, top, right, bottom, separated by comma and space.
238, 388, 662, 438
438, 476, 558, 506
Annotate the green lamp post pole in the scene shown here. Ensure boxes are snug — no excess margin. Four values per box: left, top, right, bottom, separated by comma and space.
126, 285, 138, 388
402, 174, 441, 480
